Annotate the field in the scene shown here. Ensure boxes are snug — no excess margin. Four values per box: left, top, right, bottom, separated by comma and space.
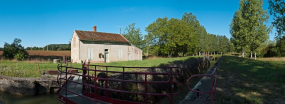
0, 56, 206, 78
257, 57, 285, 61
27, 50, 71, 56
215, 56, 285, 103
0, 50, 70, 57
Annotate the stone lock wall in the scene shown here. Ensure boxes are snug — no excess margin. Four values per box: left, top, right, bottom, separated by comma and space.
0, 75, 58, 96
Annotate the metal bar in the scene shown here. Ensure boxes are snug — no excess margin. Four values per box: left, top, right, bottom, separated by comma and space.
94, 65, 97, 95
105, 66, 109, 97
122, 67, 125, 100
65, 65, 67, 100
144, 73, 147, 104
170, 68, 173, 104
187, 67, 219, 104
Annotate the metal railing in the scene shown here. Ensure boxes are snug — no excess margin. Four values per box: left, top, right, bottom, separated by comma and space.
187, 66, 218, 104
57, 63, 182, 104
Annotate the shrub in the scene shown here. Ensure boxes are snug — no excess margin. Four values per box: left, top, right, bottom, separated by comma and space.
14, 50, 29, 61
3, 38, 29, 60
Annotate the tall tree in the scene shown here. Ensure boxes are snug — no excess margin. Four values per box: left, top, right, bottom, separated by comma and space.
182, 13, 207, 54
269, 0, 285, 38
269, 0, 285, 56
122, 23, 144, 49
230, 0, 270, 57
145, 17, 197, 57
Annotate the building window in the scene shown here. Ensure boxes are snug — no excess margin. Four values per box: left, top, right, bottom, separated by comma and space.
88, 48, 94, 60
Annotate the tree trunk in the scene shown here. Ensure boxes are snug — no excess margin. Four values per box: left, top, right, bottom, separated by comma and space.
251, 51, 252, 58
255, 52, 256, 60
242, 52, 244, 57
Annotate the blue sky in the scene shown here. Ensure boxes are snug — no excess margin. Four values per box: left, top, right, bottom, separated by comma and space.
0, 0, 276, 48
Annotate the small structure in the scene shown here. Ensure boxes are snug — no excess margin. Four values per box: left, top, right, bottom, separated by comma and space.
71, 26, 142, 63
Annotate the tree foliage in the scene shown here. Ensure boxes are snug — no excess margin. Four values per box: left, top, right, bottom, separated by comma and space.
122, 23, 144, 49
3, 38, 29, 60
268, 0, 285, 57
144, 13, 231, 57
230, 0, 270, 55
182, 13, 207, 53
145, 17, 197, 57
269, 0, 285, 38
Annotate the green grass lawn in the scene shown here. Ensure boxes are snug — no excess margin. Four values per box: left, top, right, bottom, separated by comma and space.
0, 56, 209, 78
215, 56, 285, 104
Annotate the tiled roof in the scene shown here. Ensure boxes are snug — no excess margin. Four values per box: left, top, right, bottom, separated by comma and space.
75, 30, 129, 43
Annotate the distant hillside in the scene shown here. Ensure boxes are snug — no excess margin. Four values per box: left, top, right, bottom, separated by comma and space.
44, 44, 71, 51
26, 44, 71, 51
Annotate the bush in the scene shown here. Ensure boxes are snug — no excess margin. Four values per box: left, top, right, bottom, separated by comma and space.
3, 38, 29, 60
14, 50, 29, 61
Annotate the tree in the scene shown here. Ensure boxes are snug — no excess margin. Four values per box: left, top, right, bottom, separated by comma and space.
269, 0, 285, 56
145, 17, 197, 57
230, 0, 270, 57
3, 38, 29, 60
182, 13, 207, 54
122, 23, 144, 49
269, 0, 285, 38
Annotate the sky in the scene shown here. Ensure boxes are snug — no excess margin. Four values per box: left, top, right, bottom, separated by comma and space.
0, 0, 277, 48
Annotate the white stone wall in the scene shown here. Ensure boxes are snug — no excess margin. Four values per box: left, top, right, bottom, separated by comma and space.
71, 32, 80, 63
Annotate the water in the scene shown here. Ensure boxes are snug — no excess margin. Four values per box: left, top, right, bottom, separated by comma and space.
0, 91, 61, 104
0, 58, 218, 104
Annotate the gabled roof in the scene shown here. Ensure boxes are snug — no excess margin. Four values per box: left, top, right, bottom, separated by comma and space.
74, 30, 129, 43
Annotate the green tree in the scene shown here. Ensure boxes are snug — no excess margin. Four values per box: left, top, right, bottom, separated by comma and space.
3, 38, 29, 60
269, 0, 285, 56
182, 13, 207, 54
230, 0, 270, 57
145, 17, 197, 57
269, 0, 285, 38
122, 23, 144, 49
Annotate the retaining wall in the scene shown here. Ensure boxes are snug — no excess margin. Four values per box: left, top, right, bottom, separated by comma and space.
0, 75, 58, 96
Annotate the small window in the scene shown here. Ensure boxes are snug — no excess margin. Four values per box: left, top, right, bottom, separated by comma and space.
99, 53, 104, 58
105, 49, 109, 52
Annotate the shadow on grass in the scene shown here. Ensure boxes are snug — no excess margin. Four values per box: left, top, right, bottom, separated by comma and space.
215, 56, 285, 104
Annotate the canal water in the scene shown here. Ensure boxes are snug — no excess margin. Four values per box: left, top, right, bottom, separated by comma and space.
0, 91, 61, 104
0, 57, 218, 104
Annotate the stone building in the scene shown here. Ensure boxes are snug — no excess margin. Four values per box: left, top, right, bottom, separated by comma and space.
71, 26, 142, 63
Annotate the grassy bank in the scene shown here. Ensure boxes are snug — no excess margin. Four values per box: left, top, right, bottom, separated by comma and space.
215, 56, 285, 103
0, 56, 205, 78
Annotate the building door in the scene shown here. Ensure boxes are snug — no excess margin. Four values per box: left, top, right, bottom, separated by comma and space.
104, 49, 109, 62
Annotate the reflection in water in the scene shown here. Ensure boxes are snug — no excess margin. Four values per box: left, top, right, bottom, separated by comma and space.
0, 91, 61, 104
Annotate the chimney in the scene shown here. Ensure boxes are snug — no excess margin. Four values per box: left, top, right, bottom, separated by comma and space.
93, 26, 97, 32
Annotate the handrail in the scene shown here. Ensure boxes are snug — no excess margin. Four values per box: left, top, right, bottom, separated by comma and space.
57, 63, 183, 104
187, 67, 218, 104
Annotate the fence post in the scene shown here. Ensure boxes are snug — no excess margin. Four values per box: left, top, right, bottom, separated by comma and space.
65, 65, 68, 99
122, 67, 125, 100
145, 73, 148, 103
